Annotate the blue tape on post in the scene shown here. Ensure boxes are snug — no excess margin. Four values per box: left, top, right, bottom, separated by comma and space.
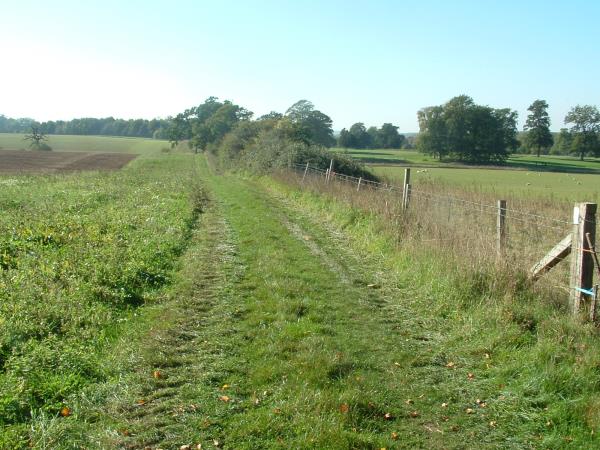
575, 287, 595, 296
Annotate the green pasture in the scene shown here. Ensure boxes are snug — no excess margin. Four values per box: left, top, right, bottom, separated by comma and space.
374, 165, 600, 203
0, 133, 169, 155
332, 148, 600, 173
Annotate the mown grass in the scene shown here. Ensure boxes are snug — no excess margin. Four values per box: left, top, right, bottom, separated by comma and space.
0, 133, 169, 155
0, 154, 199, 447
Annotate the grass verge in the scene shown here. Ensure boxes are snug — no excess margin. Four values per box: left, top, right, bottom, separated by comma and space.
0, 154, 199, 447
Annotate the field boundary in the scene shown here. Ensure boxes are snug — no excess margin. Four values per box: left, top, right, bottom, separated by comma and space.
293, 161, 599, 321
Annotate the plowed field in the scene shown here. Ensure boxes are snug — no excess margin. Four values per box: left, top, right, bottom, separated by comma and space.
0, 150, 137, 173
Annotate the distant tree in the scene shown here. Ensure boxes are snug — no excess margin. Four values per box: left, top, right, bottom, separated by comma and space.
565, 105, 600, 160
551, 128, 573, 155
366, 126, 379, 148
378, 123, 404, 149
417, 95, 517, 163
417, 105, 448, 160
348, 122, 371, 148
285, 100, 335, 147
167, 111, 193, 148
523, 100, 553, 157
337, 128, 352, 148
24, 125, 51, 150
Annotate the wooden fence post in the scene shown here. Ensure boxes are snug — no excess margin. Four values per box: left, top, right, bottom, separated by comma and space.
570, 202, 597, 315
301, 162, 309, 183
403, 184, 411, 210
357, 177, 362, 192
497, 200, 507, 256
402, 168, 411, 210
326, 159, 334, 183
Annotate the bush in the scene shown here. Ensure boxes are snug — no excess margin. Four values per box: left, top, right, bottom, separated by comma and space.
219, 124, 378, 181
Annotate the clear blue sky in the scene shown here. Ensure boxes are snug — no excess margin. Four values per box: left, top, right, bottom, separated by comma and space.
1, 0, 599, 131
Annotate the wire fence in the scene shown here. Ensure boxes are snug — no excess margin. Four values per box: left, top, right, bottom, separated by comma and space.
290, 162, 598, 310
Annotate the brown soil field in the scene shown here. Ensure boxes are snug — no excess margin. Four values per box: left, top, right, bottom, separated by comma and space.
0, 150, 138, 173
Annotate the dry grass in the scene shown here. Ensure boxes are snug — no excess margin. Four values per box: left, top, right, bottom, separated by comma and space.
279, 168, 586, 311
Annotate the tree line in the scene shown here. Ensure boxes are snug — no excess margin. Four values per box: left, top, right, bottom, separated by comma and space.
337, 123, 407, 149
416, 96, 600, 162
166, 97, 376, 180
0, 115, 170, 139
3, 96, 599, 163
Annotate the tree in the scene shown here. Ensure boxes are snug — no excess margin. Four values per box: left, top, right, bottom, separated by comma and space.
24, 125, 51, 150
258, 111, 283, 121
378, 123, 405, 149
551, 128, 573, 155
348, 122, 371, 148
417, 95, 518, 163
337, 128, 352, 148
285, 100, 335, 147
417, 105, 448, 160
366, 126, 379, 148
565, 105, 600, 160
523, 100, 553, 157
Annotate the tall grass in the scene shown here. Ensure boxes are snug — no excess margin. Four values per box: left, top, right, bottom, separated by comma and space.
0, 155, 200, 446
278, 167, 589, 315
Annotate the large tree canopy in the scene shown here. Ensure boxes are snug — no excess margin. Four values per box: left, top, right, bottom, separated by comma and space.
564, 105, 600, 160
523, 100, 553, 157
417, 95, 518, 163
284, 100, 335, 147
168, 97, 252, 151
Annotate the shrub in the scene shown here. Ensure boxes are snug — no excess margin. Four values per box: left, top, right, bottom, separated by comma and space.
219, 124, 378, 181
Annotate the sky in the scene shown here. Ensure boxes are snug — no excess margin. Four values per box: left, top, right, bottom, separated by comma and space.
1, 0, 599, 132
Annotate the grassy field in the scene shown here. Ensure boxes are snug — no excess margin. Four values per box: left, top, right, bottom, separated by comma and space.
333, 148, 600, 173
0, 133, 169, 154
0, 153, 200, 447
330, 148, 600, 202
374, 165, 600, 203
3, 140, 600, 448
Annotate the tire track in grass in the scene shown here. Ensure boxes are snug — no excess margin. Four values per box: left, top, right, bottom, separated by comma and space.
77, 191, 248, 449
116, 212, 240, 449
197, 173, 427, 449
70, 160, 508, 448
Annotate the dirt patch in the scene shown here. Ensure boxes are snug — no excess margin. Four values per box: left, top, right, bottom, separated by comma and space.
0, 150, 138, 173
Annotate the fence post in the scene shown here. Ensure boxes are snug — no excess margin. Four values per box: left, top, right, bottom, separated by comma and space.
326, 159, 334, 183
402, 168, 411, 210
403, 184, 411, 210
357, 177, 362, 192
497, 200, 507, 257
301, 162, 309, 183
570, 202, 597, 315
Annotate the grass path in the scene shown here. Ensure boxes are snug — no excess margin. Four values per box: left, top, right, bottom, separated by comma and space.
52, 158, 572, 448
